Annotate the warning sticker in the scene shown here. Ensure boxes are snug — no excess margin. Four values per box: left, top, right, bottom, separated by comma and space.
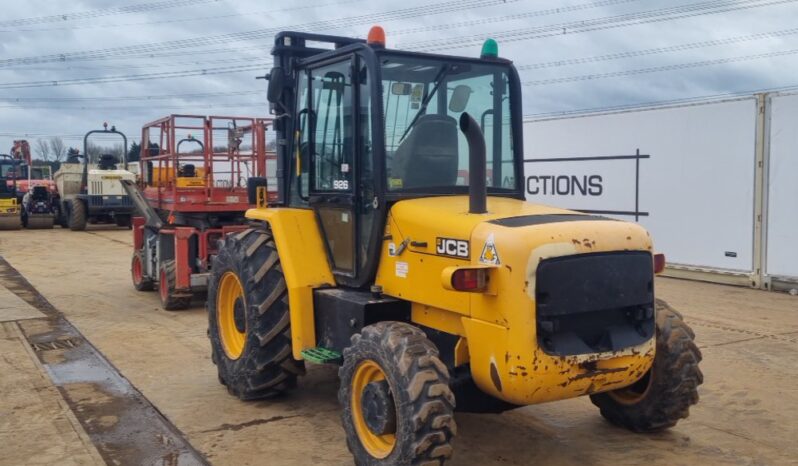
395, 261, 408, 278
479, 233, 501, 265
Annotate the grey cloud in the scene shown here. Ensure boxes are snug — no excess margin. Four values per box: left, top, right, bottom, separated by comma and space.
2, 0, 797, 152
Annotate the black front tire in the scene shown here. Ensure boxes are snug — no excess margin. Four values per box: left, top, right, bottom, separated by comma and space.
590, 299, 703, 432
339, 322, 457, 465
207, 227, 304, 400
68, 199, 87, 231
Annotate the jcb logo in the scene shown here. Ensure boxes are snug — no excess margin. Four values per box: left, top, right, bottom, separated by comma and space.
436, 237, 469, 259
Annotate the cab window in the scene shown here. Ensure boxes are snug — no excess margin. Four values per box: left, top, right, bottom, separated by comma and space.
290, 71, 310, 206
310, 60, 354, 192
381, 55, 515, 192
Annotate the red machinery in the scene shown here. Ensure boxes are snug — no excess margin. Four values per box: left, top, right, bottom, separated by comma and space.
125, 115, 275, 310
9, 140, 60, 228
9, 140, 57, 192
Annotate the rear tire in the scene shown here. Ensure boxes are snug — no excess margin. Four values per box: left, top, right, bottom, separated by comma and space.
57, 202, 69, 228
131, 251, 154, 292
158, 260, 191, 310
207, 227, 304, 400
589, 299, 703, 432
339, 322, 457, 465
68, 199, 87, 231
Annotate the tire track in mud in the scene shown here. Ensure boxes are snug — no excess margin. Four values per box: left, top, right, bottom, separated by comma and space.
687, 315, 798, 347
0, 256, 208, 466
84, 230, 133, 247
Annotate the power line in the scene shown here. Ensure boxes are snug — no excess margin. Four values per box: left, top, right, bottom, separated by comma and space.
0, 0, 621, 69
0, 63, 271, 89
0, 55, 270, 73
391, 0, 641, 35
0, 90, 265, 102
63, 0, 646, 65
0, 0, 362, 33
525, 48, 798, 86
2, 0, 786, 89
0, 0, 221, 27
8, 84, 798, 140
20, 0, 794, 68
402, 0, 798, 51
0, 102, 263, 110
526, 83, 798, 119
519, 26, 798, 70
0, 0, 512, 69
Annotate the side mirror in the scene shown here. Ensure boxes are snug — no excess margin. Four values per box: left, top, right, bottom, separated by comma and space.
449, 84, 472, 113
267, 67, 285, 104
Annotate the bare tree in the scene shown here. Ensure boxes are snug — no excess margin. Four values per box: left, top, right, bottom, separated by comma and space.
34, 138, 51, 161
48, 137, 67, 162
111, 143, 125, 158
85, 141, 102, 163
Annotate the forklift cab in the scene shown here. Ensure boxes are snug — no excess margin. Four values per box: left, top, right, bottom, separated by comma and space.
266, 28, 525, 288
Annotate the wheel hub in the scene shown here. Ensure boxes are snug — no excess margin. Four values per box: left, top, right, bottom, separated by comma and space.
233, 297, 246, 333
217, 271, 246, 360
360, 380, 396, 436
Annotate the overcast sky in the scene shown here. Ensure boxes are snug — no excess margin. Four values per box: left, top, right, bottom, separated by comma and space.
1, 0, 797, 155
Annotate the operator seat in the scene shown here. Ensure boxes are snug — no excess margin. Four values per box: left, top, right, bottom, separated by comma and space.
179, 164, 196, 177
98, 154, 118, 170
391, 114, 459, 189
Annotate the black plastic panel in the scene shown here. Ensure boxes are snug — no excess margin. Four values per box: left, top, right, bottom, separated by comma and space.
489, 214, 612, 228
536, 251, 655, 356
313, 289, 410, 353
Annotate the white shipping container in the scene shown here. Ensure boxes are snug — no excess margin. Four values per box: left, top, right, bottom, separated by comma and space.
766, 93, 798, 282
524, 98, 759, 274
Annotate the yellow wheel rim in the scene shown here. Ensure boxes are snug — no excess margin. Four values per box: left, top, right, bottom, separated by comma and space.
608, 369, 653, 405
351, 360, 396, 459
217, 271, 246, 360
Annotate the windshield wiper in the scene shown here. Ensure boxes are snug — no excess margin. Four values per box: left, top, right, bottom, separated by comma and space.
397, 64, 450, 144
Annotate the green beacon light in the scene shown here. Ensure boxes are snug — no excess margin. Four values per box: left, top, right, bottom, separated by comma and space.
481, 38, 499, 59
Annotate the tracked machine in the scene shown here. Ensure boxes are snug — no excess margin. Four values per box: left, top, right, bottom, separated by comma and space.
124, 115, 276, 310
205, 28, 703, 465
54, 124, 136, 230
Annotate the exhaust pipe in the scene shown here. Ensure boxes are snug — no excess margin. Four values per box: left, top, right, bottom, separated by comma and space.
459, 112, 487, 214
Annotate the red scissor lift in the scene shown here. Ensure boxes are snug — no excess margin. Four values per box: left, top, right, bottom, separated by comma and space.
129, 115, 276, 310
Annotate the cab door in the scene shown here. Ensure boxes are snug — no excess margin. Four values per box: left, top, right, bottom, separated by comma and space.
307, 58, 358, 277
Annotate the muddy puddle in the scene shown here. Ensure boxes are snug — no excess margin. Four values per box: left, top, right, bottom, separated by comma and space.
0, 257, 208, 466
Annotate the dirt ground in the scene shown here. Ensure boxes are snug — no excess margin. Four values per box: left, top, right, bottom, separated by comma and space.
1, 227, 797, 466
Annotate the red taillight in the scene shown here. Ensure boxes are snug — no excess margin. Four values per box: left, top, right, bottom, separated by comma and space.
451, 268, 487, 291
654, 253, 666, 274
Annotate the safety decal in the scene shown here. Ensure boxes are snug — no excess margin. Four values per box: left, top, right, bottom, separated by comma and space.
479, 233, 500, 265
395, 261, 408, 278
436, 237, 469, 259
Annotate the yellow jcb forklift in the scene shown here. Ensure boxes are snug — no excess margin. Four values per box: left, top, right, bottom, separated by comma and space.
207, 26, 703, 465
